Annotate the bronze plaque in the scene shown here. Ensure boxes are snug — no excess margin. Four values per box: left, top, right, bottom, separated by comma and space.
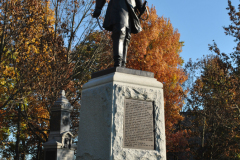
123, 99, 155, 150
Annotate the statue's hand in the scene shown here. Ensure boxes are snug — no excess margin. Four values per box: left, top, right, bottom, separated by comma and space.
92, 9, 101, 18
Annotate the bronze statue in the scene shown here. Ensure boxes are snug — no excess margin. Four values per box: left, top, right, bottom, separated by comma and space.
93, 0, 147, 67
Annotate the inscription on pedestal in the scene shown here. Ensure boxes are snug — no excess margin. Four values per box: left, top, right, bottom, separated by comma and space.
123, 99, 155, 150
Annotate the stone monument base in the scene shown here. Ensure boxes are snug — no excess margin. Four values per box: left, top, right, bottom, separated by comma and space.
44, 144, 74, 160
76, 67, 166, 160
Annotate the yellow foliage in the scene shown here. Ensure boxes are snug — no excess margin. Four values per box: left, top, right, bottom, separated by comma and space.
0, 0, 56, 146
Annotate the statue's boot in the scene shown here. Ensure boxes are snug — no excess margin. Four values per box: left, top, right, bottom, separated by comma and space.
112, 26, 126, 67
122, 31, 131, 67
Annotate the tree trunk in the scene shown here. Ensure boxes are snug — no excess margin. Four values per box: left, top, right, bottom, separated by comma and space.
37, 140, 40, 160
21, 139, 25, 160
15, 105, 21, 160
202, 116, 205, 148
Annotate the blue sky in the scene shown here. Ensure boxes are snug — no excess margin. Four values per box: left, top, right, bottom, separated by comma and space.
146, 0, 238, 64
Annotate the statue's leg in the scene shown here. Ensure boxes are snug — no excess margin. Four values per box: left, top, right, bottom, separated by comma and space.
122, 28, 131, 67
112, 25, 126, 67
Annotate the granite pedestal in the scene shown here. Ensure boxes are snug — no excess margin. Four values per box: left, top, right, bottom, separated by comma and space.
76, 68, 166, 160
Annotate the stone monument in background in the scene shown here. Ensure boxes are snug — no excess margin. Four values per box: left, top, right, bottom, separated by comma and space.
43, 90, 76, 160
76, 68, 166, 160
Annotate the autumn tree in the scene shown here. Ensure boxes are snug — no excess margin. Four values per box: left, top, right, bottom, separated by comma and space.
0, 0, 73, 158
184, 0, 240, 159
185, 55, 240, 159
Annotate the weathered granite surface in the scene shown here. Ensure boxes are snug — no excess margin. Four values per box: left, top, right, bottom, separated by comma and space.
76, 72, 166, 160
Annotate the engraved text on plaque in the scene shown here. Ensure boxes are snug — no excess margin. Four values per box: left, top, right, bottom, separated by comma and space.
123, 99, 155, 150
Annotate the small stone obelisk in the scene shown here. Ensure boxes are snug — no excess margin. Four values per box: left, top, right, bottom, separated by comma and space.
43, 90, 76, 160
